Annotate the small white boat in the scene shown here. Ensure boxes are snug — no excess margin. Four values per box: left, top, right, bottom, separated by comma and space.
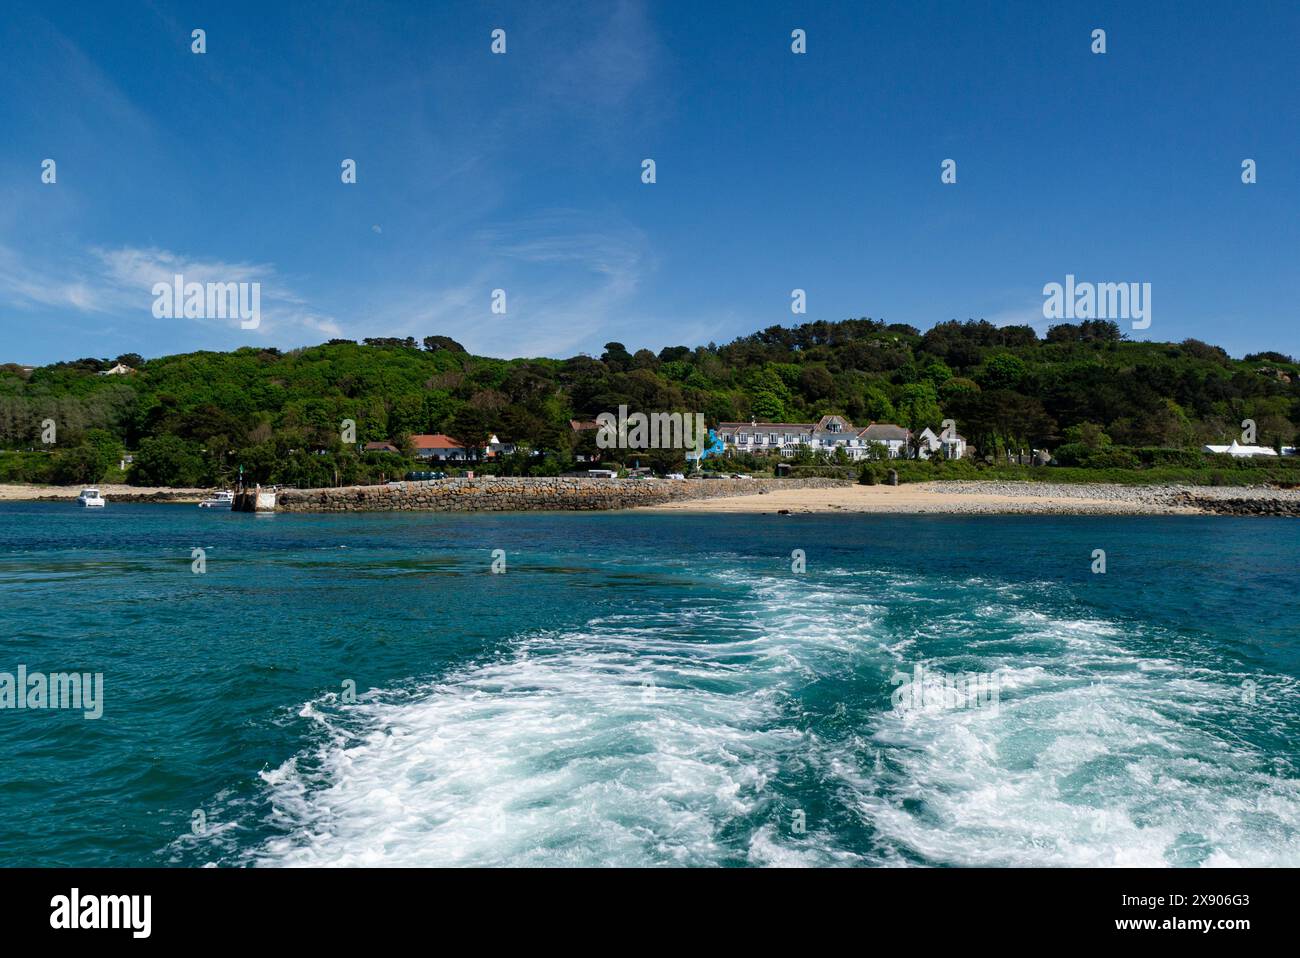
198, 490, 235, 509
77, 487, 106, 508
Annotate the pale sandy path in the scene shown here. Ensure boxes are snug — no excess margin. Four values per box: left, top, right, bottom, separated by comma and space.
636, 482, 1202, 516
0, 483, 208, 503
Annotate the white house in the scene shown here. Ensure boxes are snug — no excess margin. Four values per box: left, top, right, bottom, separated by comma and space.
411, 434, 472, 460
916, 426, 968, 460
716, 416, 913, 461
99, 363, 135, 376
857, 423, 911, 459
485, 434, 517, 459
1202, 440, 1278, 458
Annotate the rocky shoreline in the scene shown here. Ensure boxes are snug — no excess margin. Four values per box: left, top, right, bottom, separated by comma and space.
267, 476, 848, 512
929, 481, 1300, 516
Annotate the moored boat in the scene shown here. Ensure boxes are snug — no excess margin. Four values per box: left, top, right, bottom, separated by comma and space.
198, 490, 235, 509
77, 488, 106, 508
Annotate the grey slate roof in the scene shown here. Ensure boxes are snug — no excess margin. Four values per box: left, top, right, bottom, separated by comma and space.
859, 424, 911, 441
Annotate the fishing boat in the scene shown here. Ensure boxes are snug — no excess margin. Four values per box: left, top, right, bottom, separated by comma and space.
198, 490, 235, 509
77, 488, 106, 508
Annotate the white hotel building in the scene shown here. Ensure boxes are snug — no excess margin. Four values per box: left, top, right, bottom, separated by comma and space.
717, 415, 916, 461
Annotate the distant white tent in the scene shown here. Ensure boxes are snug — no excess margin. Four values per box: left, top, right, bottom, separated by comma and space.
1203, 440, 1278, 458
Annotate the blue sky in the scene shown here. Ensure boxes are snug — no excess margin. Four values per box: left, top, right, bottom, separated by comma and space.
2, 0, 1297, 365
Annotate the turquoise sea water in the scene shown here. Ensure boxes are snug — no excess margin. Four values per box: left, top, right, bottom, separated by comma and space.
0, 502, 1297, 867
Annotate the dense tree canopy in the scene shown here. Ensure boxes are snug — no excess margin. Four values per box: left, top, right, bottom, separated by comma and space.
1, 317, 1297, 486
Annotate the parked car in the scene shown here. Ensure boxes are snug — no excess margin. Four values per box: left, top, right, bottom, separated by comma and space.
404, 470, 447, 481
729, 473, 753, 480
665, 472, 686, 480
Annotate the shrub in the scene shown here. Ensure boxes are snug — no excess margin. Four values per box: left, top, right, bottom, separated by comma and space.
1054, 443, 1141, 470
895, 460, 951, 483
1132, 447, 1204, 468
927, 457, 982, 480
1081, 447, 1141, 470
1051, 442, 1092, 466
793, 463, 855, 480
0, 452, 55, 483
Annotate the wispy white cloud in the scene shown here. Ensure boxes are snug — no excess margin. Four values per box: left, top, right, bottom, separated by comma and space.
470, 211, 650, 356
0, 245, 112, 312
0, 244, 341, 338
338, 210, 654, 357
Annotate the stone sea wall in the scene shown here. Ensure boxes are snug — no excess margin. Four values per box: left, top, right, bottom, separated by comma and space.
265, 476, 848, 513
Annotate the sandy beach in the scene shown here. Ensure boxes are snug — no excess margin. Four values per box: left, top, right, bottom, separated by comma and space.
0, 483, 208, 503
637, 481, 1300, 516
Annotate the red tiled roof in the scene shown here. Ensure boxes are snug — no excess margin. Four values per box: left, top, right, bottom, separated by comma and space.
410, 434, 465, 449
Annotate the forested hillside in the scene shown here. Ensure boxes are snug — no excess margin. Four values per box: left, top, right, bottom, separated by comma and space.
2, 318, 1298, 487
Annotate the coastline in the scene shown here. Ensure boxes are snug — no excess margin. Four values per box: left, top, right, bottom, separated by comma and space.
0, 483, 208, 503
4, 479, 1298, 516
635, 481, 1300, 516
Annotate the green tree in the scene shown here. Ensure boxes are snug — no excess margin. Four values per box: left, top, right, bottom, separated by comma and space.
799, 364, 835, 400
52, 430, 122, 483
422, 335, 466, 353
980, 354, 1027, 391
448, 407, 492, 458
750, 390, 785, 421
1061, 422, 1111, 449
130, 435, 205, 486
896, 382, 943, 431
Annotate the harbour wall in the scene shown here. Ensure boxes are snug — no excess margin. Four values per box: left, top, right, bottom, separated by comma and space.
240, 476, 848, 513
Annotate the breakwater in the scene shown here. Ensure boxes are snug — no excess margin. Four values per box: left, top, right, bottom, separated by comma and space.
240, 476, 848, 513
